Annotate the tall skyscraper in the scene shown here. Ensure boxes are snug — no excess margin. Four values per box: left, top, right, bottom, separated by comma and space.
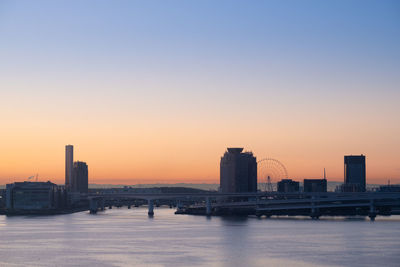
220, 148, 257, 193
65, 145, 73, 190
72, 161, 88, 193
344, 155, 366, 192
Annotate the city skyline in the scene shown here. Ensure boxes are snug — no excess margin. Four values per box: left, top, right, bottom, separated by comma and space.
1, 1, 399, 184
0, 143, 397, 185
1, 2, 400, 267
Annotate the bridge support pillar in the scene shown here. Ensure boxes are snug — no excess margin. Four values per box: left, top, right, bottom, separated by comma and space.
310, 195, 320, 219
100, 198, 105, 211
177, 200, 183, 210
369, 199, 376, 221
148, 199, 154, 216
89, 198, 98, 214
206, 197, 212, 216
255, 210, 262, 218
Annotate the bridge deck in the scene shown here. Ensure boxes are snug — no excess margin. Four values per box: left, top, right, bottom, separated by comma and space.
87, 192, 400, 218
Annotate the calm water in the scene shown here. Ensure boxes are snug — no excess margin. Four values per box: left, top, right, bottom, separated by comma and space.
0, 208, 399, 267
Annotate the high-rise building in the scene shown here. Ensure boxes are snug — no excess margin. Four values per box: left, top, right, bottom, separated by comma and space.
277, 179, 299, 193
344, 155, 366, 192
220, 148, 257, 193
65, 145, 73, 190
72, 161, 88, 193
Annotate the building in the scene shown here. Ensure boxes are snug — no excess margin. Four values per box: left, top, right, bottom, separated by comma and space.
378, 185, 400, 193
336, 183, 363, 193
0, 189, 5, 209
72, 161, 88, 194
344, 155, 366, 192
220, 148, 257, 193
277, 179, 300, 193
303, 179, 327, 193
65, 145, 89, 193
65, 145, 74, 190
5, 181, 67, 212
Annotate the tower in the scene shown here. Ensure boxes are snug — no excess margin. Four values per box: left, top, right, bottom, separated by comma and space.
344, 155, 366, 192
72, 161, 88, 193
220, 148, 257, 193
65, 145, 73, 190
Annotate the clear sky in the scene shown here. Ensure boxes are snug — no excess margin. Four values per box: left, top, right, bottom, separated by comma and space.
0, 0, 399, 185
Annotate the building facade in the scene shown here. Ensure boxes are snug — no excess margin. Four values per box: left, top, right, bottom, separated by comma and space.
220, 148, 257, 193
6, 181, 67, 211
303, 179, 327, 192
65, 145, 74, 190
277, 179, 300, 193
344, 155, 366, 192
0, 189, 6, 209
72, 161, 89, 194
378, 185, 400, 192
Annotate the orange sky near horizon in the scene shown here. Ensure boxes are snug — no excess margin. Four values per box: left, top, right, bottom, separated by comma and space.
0, 114, 399, 185
0, 78, 399, 185
1, 1, 399, 185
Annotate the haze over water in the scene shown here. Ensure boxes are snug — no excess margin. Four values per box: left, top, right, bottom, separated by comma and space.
1, 209, 399, 267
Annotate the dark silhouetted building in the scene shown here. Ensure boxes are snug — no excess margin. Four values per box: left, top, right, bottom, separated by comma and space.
5, 181, 67, 212
65, 145, 74, 190
304, 179, 327, 192
220, 148, 257, 193
277, 179, 299, 193
378, 185, 400, 192
72, 161, 88, 194
344, 155, 366, 192
0, 189, 6, 209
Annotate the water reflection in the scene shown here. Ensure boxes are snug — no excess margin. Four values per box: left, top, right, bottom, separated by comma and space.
0, 208, 399, 267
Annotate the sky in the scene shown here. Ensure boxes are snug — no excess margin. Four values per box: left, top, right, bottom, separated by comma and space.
0, 0, 399, 185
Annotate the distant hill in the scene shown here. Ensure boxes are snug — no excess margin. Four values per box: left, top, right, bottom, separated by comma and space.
88, 183, 220, 191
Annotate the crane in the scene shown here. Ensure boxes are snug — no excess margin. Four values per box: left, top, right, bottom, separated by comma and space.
26, 174, 39, 182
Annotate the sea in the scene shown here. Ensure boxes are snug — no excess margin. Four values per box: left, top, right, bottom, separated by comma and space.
0, 208, 399, 267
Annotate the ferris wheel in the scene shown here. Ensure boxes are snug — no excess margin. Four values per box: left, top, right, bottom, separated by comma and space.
257, 158, 288, 192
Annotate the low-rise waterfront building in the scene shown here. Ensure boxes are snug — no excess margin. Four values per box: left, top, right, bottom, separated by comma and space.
277, 179, 299, 193
6, 181, 67, 213
336, 183, 365, 193
378, 185, 400, 192
303, 179, 327, 192
0, 189, 5, 210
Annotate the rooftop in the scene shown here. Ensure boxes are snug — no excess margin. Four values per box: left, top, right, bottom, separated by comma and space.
227, 148, 244, 153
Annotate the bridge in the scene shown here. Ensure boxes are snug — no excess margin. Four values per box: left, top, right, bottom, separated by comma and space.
87, 191, 400, 220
